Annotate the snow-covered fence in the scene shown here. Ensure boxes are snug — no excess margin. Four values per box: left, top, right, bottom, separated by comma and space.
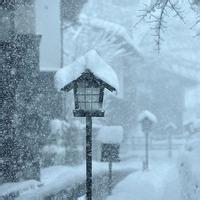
177, 139, 200, 200
132, 136, 186, 151
43, 170, 132, 200
0, 180, 41, 200
17, 167, 133, 200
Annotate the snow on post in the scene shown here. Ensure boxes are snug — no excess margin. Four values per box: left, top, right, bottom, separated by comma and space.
97, 126, 123, 144
165, 122, 177, 130
138, 110, 157, 124
54, 50, 119, 92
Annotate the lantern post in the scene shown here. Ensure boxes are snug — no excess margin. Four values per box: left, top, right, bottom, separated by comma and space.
138, 111, 157, 170
86, 115, 92, 199
55, 50, 118, 200
165, 122, 176, 158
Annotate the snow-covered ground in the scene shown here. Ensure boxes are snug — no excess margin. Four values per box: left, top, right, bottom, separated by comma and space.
0, 180, 42, 199
107, 160, 177, 200
1, 136, 199, 200
16, 161, 135, 200
107, 139, 200, 200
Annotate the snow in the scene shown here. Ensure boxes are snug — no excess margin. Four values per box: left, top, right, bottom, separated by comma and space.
42, 144, 65, 154
79, 15, 138, 52
165, 122, 177, 130
138, 110, 157, 123
97, 126, 123, 144
54, 50, 119, 92
107, 162, 176, 200
0, 180, 41, 198
107, 139, 200, 200
18, 162, 134, 200
175, 139, 200, 200
147, 55, 200, 83
78, 196, 86, 200
183, 117, 200, 129
50, 119, 70, 135
193, 118, 200, 129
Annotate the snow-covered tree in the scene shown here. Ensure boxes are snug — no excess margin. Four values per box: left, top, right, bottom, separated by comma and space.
178, 148, 200, 200
42, 119, 84, 167
63, 16, 131, 65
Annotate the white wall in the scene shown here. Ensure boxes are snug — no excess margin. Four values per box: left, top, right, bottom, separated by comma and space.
35, 0, 61, 71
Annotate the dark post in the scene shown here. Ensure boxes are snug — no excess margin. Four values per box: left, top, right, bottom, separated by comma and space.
86, 116, 92, 200
168, 132, 172, 158
108, 161, 112, 195
145, 130, 149, 170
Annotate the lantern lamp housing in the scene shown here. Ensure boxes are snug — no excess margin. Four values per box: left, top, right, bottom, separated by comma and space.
141, 117, 153, 132
61, 69, 116, 117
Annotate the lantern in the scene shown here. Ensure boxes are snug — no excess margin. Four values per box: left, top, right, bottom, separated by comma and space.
55, 50, 118, 200
138, 110, 157, 133
61, 69, 115, 117
138, 110, 157, 170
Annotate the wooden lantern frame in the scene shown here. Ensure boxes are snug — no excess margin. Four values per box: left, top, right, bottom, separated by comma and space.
61, 69, 116, 117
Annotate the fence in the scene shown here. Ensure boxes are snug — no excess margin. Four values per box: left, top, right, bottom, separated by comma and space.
132, 136, 187, 151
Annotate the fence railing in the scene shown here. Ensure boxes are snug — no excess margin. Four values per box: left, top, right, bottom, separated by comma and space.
132, 136, 187, 150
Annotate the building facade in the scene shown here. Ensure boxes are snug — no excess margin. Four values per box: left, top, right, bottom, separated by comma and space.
1, 0, 41, 183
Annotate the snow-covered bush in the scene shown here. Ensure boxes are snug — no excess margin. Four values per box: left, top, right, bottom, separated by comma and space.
41, 119, 84, 167
41, 119, 67, 167
63, 120, 84, 165
176, 139, 200, 200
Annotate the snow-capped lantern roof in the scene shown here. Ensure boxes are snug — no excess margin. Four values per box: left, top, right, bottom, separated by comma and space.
165, 122, 177, 130
97, 126, 123, 144
138, 110, 157, 124
54, 50, 119, 92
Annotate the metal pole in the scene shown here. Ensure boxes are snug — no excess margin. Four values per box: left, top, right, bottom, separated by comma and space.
108, 161, 112, 195
145, 130, 149, 170
86, 116, 92, 200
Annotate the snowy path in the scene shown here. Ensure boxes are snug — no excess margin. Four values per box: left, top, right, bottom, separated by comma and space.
92, 169, 134, 200
106, 161, 177, 200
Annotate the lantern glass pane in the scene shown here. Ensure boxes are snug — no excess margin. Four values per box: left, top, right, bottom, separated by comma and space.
92, 103, 100, 110
86, 95, 91, 102
92, 95, 99, 102
77, 87, 85, 94
86, 88, 92, 94
78, 95, 85, 102
93, 88, 100, 94
86, 102, 91, 110
76, 86, 102, 111
79, 103, 85, 110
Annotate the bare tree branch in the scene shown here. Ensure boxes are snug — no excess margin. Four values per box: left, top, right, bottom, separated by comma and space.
169, 0, 185, 23
135, 0, 185, 52
134, 2, 161, 28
